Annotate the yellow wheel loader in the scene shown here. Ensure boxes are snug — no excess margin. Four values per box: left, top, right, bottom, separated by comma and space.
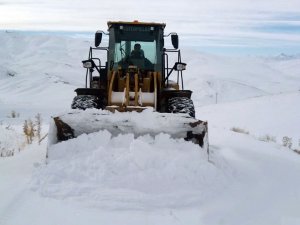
50, 21, 208, 152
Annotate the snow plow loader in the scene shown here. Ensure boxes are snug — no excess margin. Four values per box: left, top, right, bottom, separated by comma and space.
50, 21, 208, 151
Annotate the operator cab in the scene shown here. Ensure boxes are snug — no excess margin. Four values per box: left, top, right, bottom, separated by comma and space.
107, 21, 165, 73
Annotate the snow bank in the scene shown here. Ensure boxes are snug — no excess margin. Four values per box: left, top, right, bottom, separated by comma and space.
34, 130, 228, 209
0, 125, 24, 157
197, 92, 300, 148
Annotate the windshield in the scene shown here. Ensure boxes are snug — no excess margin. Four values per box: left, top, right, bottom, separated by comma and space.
114, 40, 157, 70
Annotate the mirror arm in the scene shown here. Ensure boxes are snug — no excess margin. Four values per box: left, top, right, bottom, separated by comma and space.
164, 32, 177, 37
96, 30, 109, 35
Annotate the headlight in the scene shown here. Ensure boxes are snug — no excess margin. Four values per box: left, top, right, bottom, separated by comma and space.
174, 62, 186, 71
82, 60, 93, 69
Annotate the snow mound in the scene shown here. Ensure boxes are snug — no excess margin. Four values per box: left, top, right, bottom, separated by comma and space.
48, 108, 208, 148
33, 130, 229, 209
0, 125, 24, 157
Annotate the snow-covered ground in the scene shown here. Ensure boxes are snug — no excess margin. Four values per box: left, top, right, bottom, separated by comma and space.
1, 31, 300, 225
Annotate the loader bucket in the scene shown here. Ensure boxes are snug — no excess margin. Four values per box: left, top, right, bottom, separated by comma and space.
48, 109, 208, 151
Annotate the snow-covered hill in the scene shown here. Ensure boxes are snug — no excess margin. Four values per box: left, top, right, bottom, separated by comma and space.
1, 31, 300, 117
1, 31, 300, 225
0, 31, 91, 120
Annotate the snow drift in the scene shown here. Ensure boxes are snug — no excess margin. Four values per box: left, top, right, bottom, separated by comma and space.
34, 130, 226, 209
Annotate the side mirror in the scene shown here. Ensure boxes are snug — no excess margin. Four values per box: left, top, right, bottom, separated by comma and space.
95, 31, 102, 47
82, 59, 94, 69
171, 34, 179, 49
174, 62, 186, 71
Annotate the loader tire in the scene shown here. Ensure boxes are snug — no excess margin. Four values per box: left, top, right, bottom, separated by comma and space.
71, 95, 99, 110
168, 97, 195, 118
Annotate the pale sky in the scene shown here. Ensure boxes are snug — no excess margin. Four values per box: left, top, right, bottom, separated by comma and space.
1, 0, 300, 55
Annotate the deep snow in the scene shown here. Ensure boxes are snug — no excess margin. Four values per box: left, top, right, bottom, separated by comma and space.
1, 31, 300, 225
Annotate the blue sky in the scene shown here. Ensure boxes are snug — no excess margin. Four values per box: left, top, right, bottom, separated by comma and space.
1, 0, 300, 56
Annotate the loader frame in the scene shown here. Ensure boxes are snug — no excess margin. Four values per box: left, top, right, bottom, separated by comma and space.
76, 21, 191, 113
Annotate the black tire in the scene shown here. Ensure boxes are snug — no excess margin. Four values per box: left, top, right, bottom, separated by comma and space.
71, 95, 99, 110
168, 97, 195, 118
